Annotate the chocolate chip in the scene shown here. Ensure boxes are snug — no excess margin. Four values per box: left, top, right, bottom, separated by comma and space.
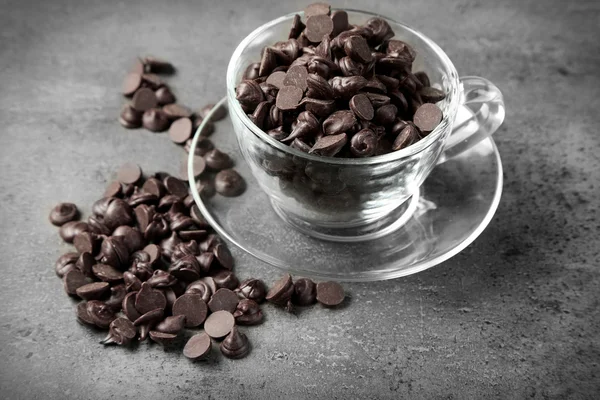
292, 278, 317, 306
122, 73, 142, 96
63, 269, 91, 296
132, 88, 158, 112
283, 65, 309, 91
117, 163, 142, 186
141, 73, 163, 89
123, 271, 142, 292
169, 117, 192, 144
86, 300, 117, 329
419, 86, 446, 103
288, 14, 305, 39
143, 244, 162, 264
134, 308, 164, 341
204, 149, 233, 171
413, 103, 442, 133
266, 71, 286, 89
310, 133, 347, 157
179, 156, 206, 181
154, 86, 176, 106
236, 80, 264, 113
142, 108, 170, 132
350, 128, 378, 157
146, 269, 177, 289
204, 310, 235, 339
329, 75, 368, 98
200, 276, 218, 294
74, 252, 95, 278
259, 47, 278, 77
162, 103, 193, 119
349, 94, 374, 121
185, 280, 212, 302
172, 294, 208, 328
365, 17, 394, 46
374, 104, 398, 126
316, 281, 345, 306
121, 292, 141, 321
49, 203, 79, 226
183, 332, 212, 360
331, 10, 349, 36
73, 231, 100, 255
266, 273, 294, 307
291, 138, 312, 153
119, 103, 143, 128
103, 181, 122, 198
365, 92, 391, 108
236, 279, 267, 303
135, 282, 167, 314
185, 137, 214, 156
306, 73, 334, 99
164, 176, 188, 199
208, 288, 239, 313
92, 263, 123, 283
197, 103, 226, 121
213, 243, 234, 270
143, 56, 175, 75
212, 270, 239, 291
212, 169, 245, 197
59, 220, 88, 244
322, 110, 356, 136
233, 299, 263, 325
105, 284, 128, 311
301, 97, 336, 117
276, 85, 303, 111
101, 317, 137, 346
76, 301, 96, 326
344, 35, 373, 63
220, 326, 250, 359
306, 2, 331, 17
305, 14, 334, 43
76, 282, 110, 301
392, 123, 418, 151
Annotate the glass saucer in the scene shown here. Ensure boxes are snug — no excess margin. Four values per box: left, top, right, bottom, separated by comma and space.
188, 97, 503, 282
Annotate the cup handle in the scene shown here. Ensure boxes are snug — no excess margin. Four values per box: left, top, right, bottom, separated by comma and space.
437, 76, 505, 164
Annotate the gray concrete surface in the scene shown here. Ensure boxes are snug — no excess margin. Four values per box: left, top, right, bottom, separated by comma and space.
1, 0, 599, 399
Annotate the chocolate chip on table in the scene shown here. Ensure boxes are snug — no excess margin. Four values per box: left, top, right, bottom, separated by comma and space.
163, 103, 193, 119
316, 281, 345, 307
142, 108, 170, 132
204, 149, 233, 171
183, 332, 212, 360
59, 221, 89, 243
304, 2, 331, 18
116, 162, 142, 185
76, 282, 110, 301
275, 86, 303, 111
55, 252, 79, 278
213, 243, 234, 270
236, 278, 267, 303
169, 117, 193, 144
204, 310, 235, 339
135, 282, 167, 314
122, 73, 142, 97
155, 86, 176, 106
208, 288, 239, 313
413, 103, 443, 133
154, 315, 186, 335
164, 176, 189, 199
309, 133, 348, 157
392, 124, 419, 151
86, 300, 117, 329
73, 231, 100, 255
134, 308, 165, 341
103, 181, 123, 199
132, 87, 158, 112
121, 292, 141, 321
148, 330, 178, 346
76, 252, 95, 278
63, 269, 91, 296
266, 273, 294, 307
292, 278, 317, 306
212, 270, 239, 291
220, 326, 250, 359
49, 203, 79, 226
101, 317, 137, 346
185, 137, 214, 156
179, 156, 206, 180
170, 294, 206, 328
233, 299, 263, 325
305, 14, 334, 42
198, 103, 227, 121
142, 56, 175, 75
214, 169, 246, 197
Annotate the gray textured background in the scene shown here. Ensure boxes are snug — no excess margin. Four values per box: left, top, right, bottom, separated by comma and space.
1, 0, 599, 399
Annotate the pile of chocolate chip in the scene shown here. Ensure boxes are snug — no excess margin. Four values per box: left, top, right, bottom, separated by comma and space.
236, 2, 446, 157
50, 164, 345, 360
119, 56, 227, 157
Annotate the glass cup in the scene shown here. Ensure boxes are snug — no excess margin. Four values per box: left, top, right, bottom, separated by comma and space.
226, 9, 505, 242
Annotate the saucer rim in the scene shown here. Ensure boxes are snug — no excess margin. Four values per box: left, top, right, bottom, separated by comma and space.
189, 97, 504, 282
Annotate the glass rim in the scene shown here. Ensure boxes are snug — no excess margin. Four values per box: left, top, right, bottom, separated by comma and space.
226, 8, 460, 166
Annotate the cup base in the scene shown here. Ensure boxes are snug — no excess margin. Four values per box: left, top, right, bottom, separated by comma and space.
269, 190, 420, 243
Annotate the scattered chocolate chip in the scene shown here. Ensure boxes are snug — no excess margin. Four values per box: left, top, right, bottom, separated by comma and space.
309, 133, 347, 157
55, 252, 79, 278
132, 88, 158, 112
236, 279, 267, 303
292, 278, 317, 306
49, 203, 79, 226
117, 163, 142, 185
204, 149, 233, 171
148, 330, 178, 346
220, 326, 250, 359
121, 291, 141, 321
76, 282, 110, 301
212, 270, 239, 290
103, 181, 123, 198
204, 310, 235, 339
185, 137, 214, 156
208, 288, 239, 313
122, 73, 142, 96
172, 293, 208, 327
105, 284, 128, 311
59, 221, 89, 243
86, 300, 116, 329
215, 169, 246, 197
276, 85, 303, 111
92, 263, 123, 283
316, 281, 345, 306
164, 176, 188, 199
100, 317, 137, 345
184, 332, 212, 360
76, 252, 95, 278
142, 108, 170, 132
63, 269, 91, 296
169, 117, 193, 144
135, 282, 167, 314
266, 274, 294, 307
155, 86, 176, 106
73, 231, 101, 255
186, 280, 212, 302
233, 299, 263, 325
305, 14, 334, 43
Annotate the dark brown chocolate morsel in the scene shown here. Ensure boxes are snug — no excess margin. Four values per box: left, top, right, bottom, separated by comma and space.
49, 203, 79, 226
283, 65, 309, 91
215, 169, 246, 197
233, 299, 263, 325
142, 178, 166, 198
301, 98, 336, 117
329, 75, 368, 99
142, 56, 175, 74
154, 315, 186, 335
419, 86, 446, 103
144, 214, 170, 242
291, 138, 312, 153
266, 71, 287, 89
117, 163, 142, 185
76, 301, 96, 326
92, 263, 123, 283
143, 244, 162, 264
292, 278, 317, 306
236, 80, 264, 112
105, 284, 128, 311
103, 198, 134, 230
55, 252, 79, 278
288, 14, 305, 39
172, 293, 208, 328
349, 94, 374, 121
331, 10, 349, 36
322, 110, 356, 136
304, 2, 331, 17
75, 252, 95, 278
306, 73, 334, 100
266, 273, 294, 307
73, 231, 100, 256
392, 124, 419, 151
305, 14, 334, 43
86, 300, 116, 329
374, 104, 398, 126
185, 137, 214, 157
208, 288, 239, 313
140, 73, 163, 89
220, 326, 250, 359
98, 236, 130, 269
236, 278, 267, 303
121, 291, 141, 321
259, 47, 278, 77
122, 73, 142, 96
164, 176, 188, 199
212, 270, 239, 291
162, 103, 193, 119
76, 282, 110, 301
204, 310, 235, 339
186, 280, 212, 303
63, 269, 91, 296
169, 117, 193, 144
132, 87, 158, 112
135, 282, 167, 314
275, 85, 303, 111
344, 35, 373, 63
213, 244, 234, 270
146, 269, 177, 288
365, 17, 394, 46
198, 103, 227, 121
179, 156, 206, 180
413, 103, 442, 133
101, 317, 137, 345
59, 221, 89, 243
148, 330, 178, 346
103, 181, 122, 198
316, 281, 345, 306
414, 71, 430, 87
204, 149, 233, 171
123, 271, 142, 292
134, 308, 164, 341
350, 128, 378, 157
155, 86, 176, 106
309, 133, 347, 157
183, 332, 212, 360
142, 108, 170, 132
